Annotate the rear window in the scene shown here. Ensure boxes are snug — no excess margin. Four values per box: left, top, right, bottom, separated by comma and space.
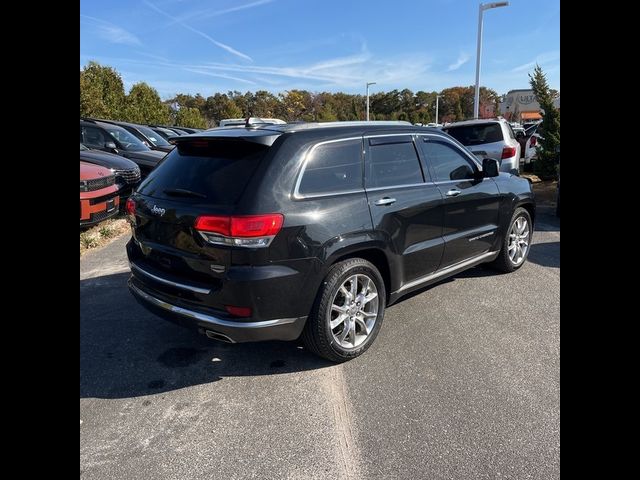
298, 139, 363, 196
444, 123, 503, 146
138, 140, 268, 205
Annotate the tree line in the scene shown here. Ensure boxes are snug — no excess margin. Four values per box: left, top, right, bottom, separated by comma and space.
80, 61, 501, 128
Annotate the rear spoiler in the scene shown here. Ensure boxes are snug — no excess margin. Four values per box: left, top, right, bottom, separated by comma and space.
171, 128, 281, 147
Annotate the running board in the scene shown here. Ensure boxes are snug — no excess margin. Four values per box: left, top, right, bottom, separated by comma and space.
394, 251, 497, 295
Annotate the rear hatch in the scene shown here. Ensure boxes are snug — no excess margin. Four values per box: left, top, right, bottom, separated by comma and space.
129, 131, 279, 289
444, 122, 505, 161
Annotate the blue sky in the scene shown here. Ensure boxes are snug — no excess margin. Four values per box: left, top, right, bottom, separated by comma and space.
80, 0, 560, 99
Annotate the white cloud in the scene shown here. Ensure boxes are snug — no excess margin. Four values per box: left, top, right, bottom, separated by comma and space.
80, 15, 142, 46
447, 53, 470, 71
176, 0, 274, 23
511, 50, 560, 73
143, 0, 253, 62
81, 50, 434, 93
182, 68, 258, 85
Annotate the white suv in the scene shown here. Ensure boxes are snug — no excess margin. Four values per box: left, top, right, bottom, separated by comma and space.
442, 118, 521, 175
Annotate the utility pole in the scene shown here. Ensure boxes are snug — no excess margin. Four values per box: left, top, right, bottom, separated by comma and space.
366, 82, 376, 121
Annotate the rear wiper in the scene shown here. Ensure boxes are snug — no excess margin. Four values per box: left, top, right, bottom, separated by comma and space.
163, 188, 207, 198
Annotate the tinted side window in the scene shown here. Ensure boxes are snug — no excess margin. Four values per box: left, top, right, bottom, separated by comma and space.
366, 136, 424, 188
81, 126, 107, 148
422, 140, 476, 182
298, 139, 362, 195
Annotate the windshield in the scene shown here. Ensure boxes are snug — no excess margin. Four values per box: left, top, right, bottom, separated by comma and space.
444, 123, 503, 146
105, 126, 149, 151
136, 125, 171, 146
153, 127, 179, 140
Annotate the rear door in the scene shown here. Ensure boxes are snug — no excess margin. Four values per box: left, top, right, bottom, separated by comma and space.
364, 134, 444, 284
418, 135, 500, 268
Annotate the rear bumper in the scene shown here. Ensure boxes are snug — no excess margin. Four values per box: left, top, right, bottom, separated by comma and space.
500, 155, 520, 175
128, 279, 307, 342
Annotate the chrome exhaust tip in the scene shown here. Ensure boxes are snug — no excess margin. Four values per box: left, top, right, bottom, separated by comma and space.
204, 330, 235, 343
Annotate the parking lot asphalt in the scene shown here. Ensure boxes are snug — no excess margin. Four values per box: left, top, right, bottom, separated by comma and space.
80, 212, 559, 480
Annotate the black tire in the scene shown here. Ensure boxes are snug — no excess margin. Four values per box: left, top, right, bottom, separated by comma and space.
489, 207, 532, 273
301, 258, 386, 363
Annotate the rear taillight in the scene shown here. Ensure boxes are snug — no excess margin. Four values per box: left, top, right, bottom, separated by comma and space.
501, 146, 517, 159
530, 136, 537, 147
224, 305, 252, 317
125, 198, 136, 217
194, 214, 284, 248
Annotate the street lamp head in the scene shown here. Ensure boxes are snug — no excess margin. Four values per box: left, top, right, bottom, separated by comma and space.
482, 1, 509, 10
367, 82, 377, 87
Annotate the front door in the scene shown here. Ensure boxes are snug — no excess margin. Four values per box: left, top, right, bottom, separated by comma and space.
80, 125, 110, 152
364, 134, 445, 286
418, 136, 500, 268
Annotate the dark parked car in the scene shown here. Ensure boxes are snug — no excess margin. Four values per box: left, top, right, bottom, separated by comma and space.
80, 143, 141, 200
126, 122, 535, 362
85, 119, 174, 153
169, 126, 201, 134
80, 119, 166, 176
149, 125, 189, 137
148, 126, 182, 142
80, 161, 120, 227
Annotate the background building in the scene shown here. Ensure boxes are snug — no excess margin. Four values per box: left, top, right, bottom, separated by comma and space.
499, 89, 560, 122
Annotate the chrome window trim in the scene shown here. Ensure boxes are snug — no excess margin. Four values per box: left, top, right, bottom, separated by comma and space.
415, 133, 483, 169
365, 182, 435, 192
293, 136, 364, 200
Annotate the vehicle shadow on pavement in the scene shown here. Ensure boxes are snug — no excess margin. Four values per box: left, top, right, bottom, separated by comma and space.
527, 241, 560, 268
80, 272, 333, 399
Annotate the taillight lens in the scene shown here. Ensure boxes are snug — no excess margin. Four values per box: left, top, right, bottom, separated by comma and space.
125, 198, 136, 216
231, 215, 284, 237
224, 305, 252, 317
194, 214, 284, 248
501, 146, 517, 159
194, 215, 231, 236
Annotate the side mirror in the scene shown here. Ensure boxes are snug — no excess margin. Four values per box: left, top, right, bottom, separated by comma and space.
482, 158, 499, 177
104, 141, 118, 152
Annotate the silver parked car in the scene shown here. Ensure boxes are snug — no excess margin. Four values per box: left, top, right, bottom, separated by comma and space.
442, 118, 521, 175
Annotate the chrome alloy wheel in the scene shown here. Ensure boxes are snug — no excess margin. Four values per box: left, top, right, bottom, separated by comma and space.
328, 274, 379, 349
508, 216, 530, 266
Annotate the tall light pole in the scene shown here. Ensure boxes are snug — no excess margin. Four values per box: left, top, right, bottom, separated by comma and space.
435, 94, 443, 125
366, 82, 376, 121
473, 1, 509, 119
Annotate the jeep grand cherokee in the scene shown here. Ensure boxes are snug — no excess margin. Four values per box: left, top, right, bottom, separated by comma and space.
126, 122, 535, 362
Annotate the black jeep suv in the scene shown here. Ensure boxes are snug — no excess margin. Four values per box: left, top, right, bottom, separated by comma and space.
126, 122, 535, 362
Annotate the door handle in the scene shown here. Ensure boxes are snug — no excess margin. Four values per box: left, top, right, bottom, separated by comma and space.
374, 197, 396, 206
445, 189, 461, 197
